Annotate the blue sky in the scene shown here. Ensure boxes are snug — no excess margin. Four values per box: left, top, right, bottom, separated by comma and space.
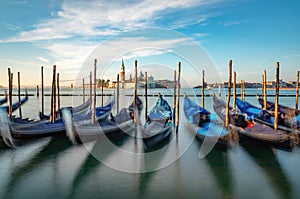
0, 0, 299, 87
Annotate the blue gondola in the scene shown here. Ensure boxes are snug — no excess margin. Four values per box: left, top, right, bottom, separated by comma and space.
183, 96, 230, 148
0, 99, 115, 144
213, 95, 298, 149
236, 98, 300, 137
143, 94, 173, 149
63, 97, 143, 144
0, 91, 8, 106
1, 93, 28, 113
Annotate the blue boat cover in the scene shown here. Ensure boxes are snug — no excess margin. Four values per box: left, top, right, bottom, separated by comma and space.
184, 97, 228, 137
1, 94, 28, 113
183, 97, 210, 125
236, 98, 274, 124
236, 98, 261, 117
148, 95, 172, 121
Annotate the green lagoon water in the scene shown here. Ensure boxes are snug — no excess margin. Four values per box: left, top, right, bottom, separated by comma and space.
0, 88, 299, 199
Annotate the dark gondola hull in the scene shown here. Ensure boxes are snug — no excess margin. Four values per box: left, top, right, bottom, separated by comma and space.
63, 97, 143, 144
11, 121, 66, 139
236, 98, 300, 138
74, 120, 135, 144
237, 129, 292, 151
213, 95, 296, 149
258, 97, 300, 116
143, 125, 173, 150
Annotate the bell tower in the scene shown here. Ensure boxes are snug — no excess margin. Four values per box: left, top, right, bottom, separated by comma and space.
119, 58, 125, 88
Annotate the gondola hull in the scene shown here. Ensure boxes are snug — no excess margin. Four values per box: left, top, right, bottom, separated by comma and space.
73, 120, 134, 143
213, 95, 297, 149
236, 98, 300, 138
143, 122, 173, 149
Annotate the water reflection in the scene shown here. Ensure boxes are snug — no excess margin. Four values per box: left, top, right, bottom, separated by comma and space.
195, 139, 233, 199
4, 135, 71, 198
69, 132, 130, 198
138, 141, 170, 196
240, 139, 292, 199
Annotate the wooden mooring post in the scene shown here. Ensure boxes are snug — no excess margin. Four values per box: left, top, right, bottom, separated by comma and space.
241, 80, 245, 101
262, 74, 264, 98
18, 72, 22, 117
176, 62, 181, 133
92, 59, 97, 125
101, 80, 104, 107
57, 73, 60, 112
7, 68, 12, 119
133, 60, 138, 127
173, 70, 177, 114
225, 60, 232, 128
274, 62, 280, 130
50, 65, 56, 123
233, 71, 236, 109
41, 66, 44, 115
145, 71, 148, 121
202, 70, 205, 108
296, 71, 299, 110
117, 74, 120, 114
36, 85, 39, 97
10, 73, 13, 118
82, 78, 85, 103
263, 70, 267, 110
90, 71, 92, 109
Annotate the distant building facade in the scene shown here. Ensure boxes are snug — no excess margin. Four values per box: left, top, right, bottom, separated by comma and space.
108, 59, 178, 89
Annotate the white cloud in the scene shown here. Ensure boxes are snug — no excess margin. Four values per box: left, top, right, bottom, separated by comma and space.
36, 56, 50, 63
1, 0, 222, 43
37, 41, 97, 72
0, 0, 224, 85
221, 20, 251, 27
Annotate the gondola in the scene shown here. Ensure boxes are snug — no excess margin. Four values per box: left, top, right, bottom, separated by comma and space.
0, 99, 115, 146
39, 98, 91, 120
0, 91, 8, 106
62, 97, 143, 144
236, 98, 300, 136
142, 94, 173, 150
1, 92, 28, 113
213, 95, 298, 149
183, 96, 232, 149
257, 96, 300, 116
257, 96, 300, 128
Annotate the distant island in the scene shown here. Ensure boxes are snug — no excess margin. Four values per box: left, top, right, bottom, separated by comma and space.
194, 79, 299, 89
96, 59, 175, 89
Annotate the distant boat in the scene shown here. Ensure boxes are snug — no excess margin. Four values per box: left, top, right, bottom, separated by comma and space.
0, 92, 28, 113
0, 91, 7, 106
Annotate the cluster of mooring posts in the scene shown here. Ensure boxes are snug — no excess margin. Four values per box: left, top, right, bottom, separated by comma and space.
6, 68, 27, 119
223, 60, 299, 130
36, 60, 109, 125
